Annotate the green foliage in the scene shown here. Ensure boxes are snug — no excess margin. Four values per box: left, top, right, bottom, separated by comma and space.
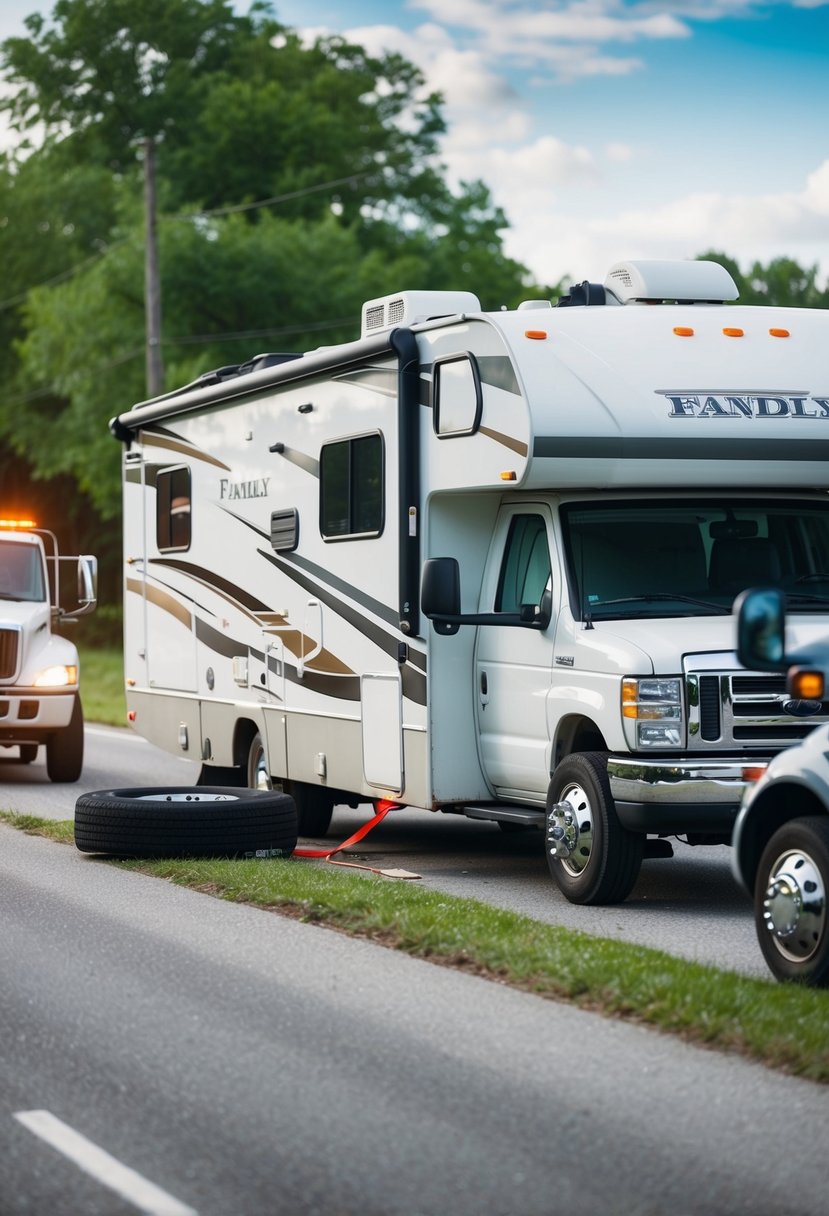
698, 249, 829, 308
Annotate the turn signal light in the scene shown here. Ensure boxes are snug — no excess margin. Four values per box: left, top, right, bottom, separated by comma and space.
788, 668, 825, 700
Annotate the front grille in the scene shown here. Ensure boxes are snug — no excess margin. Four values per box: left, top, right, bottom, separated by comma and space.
687, 669, 829, 750
0, 628, 20, 680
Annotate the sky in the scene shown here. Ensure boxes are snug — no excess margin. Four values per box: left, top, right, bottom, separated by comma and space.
2, 0, 829, 289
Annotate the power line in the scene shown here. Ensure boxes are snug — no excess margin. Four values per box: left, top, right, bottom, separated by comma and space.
0, 171, 378, 312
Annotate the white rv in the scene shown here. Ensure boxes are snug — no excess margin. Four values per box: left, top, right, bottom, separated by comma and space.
0, 519, 97, 781
112, 259, 829, 904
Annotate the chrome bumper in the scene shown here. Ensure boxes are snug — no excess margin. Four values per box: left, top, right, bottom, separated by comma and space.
607, 756, 761, 835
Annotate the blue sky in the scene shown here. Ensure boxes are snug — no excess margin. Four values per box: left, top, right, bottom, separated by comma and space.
2, 0, 829, 288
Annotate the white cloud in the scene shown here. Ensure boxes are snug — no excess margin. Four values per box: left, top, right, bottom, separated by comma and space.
505, 158, 829, 286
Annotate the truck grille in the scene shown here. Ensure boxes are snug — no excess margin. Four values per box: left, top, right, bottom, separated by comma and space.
0, 628, 20, 681
687, 670, 829, 750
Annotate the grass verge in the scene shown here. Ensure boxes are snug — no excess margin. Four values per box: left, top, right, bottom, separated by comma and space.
78, 646, 125, 727
4, 810, 828, 1085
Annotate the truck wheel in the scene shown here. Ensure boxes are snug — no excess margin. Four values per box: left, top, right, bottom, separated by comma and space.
46, 695, 84, 783
754, 816, 829, 986
246, 732, 334, 837
545, 752, 643, 905
74, 787, 298, 859
19, 744, 38, 764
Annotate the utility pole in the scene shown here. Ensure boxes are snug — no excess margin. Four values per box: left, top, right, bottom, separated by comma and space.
143, 136, 163, 397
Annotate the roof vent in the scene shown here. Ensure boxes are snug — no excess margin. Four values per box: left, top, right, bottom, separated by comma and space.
603, 259, 739, 305
360, 290, 481, 338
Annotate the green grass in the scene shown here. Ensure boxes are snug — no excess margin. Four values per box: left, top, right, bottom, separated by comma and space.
78, 646, 125, 726
3, 811, 829, 1084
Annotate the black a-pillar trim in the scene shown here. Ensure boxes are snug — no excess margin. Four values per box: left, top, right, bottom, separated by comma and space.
390, 327, 421, 639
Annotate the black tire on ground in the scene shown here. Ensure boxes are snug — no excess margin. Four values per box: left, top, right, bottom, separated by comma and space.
74, 787, 298, 859
19, 744, 38, 763
46, 695, 84, 783
754, 815, 829, 986
544, 752, 644, 905
246, 732, 334, 837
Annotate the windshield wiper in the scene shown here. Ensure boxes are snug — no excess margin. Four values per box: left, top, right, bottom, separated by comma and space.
785, 592, 829, 608
591, 593, 730, 615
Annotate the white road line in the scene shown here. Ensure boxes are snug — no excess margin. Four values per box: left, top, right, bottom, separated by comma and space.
14, 1110, 198, 1216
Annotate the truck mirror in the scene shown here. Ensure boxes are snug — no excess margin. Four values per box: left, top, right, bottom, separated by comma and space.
421, 558, 461, 636
735, 587, 786, 670
77, 555, 98, 609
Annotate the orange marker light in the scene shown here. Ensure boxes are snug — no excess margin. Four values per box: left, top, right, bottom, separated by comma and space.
769, 328, 790, 338
673, 327, 694, 337
742, 765, 768, 784
500, 470, 517, 481
0, 517, 37, 529
722, 327, 744, 337
524, 330, 547, 340
789, 669, 825, 700
127, 710, 137, 722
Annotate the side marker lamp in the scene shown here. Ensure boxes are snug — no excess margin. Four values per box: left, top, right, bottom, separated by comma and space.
788, 668, 825, 700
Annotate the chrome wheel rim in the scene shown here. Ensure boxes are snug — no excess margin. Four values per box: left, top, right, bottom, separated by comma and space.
555, 781, 594, 877
249, 740, 272, 791
762, 847, 826, 964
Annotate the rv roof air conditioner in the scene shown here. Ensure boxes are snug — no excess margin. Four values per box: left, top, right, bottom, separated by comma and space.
361, 290, 481, 338
556, 259, 739, 308
604, 259, 739, 305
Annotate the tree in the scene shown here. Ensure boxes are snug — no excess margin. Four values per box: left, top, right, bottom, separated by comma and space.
697, 249, 829, 308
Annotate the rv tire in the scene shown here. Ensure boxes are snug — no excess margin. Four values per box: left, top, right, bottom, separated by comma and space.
74, 787, 298, 859
544, 752, 643, 905
46, 695, 84, 783
247, 732, 334, 837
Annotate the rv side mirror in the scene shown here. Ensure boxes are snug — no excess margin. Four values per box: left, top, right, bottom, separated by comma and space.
735, 587, 786, 670
77, 555, 98, 612
421, 558, 461, 636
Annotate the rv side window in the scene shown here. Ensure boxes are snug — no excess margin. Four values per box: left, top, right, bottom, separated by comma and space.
320, 433, 384, 540
157, 466, 191, 552
433, 354, 482, 437
496, 515, 551, 612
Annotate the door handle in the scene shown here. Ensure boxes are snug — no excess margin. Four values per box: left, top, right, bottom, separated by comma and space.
480, 670, 489, 706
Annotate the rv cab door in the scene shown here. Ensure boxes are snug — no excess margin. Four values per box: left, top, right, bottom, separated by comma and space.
474, 505, 556, 800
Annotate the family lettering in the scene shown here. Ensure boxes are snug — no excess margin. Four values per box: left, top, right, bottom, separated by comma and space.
219, 477, 270, 500
660, 392, 829, 419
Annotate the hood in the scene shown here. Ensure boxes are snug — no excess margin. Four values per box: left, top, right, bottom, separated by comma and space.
0, 600, 50, 629
571, 612, 829, 675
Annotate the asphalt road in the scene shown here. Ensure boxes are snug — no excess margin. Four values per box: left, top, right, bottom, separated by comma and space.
0, 725, 764, 979
2, 825, 828, 1216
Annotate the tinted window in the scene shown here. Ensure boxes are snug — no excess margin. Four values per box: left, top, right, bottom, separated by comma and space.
496, 515, 551, 612
320, 434, 383, 539
157, 467, 191, 552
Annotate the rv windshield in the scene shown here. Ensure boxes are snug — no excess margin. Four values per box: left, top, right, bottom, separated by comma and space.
562, 498, 829, 621
0, 540, 46, 602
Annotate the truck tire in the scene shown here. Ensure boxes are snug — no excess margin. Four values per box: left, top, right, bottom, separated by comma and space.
545, 752, 643, 905
74, 787, 298, 859
46, 695, 84, 783
754, 815, 829, 986
246, 732, 334, 838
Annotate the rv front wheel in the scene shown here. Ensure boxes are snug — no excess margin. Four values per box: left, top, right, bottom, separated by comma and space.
246, 733, 333, 837
545, 753, 643, 905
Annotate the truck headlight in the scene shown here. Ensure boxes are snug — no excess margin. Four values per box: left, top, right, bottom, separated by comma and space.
622, 678, 683, 749
33, 664, 78, 688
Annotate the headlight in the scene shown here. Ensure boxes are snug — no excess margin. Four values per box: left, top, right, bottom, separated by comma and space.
33, 664, 78, 688
622, 677, 683, 748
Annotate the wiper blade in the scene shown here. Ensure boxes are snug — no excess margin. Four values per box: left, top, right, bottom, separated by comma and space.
785, 592, 829, 607
593, 593, 730, 615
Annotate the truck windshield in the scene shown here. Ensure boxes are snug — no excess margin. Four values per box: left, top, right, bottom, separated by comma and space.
561, 499, 829, 621
0, 540, 46, 602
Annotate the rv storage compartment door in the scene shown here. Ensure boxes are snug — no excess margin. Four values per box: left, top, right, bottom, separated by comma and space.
361, 673, 403, 793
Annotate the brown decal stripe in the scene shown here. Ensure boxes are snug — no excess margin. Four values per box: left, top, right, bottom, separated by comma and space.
139, 427, 231, 471
126, 577, 193, 630
260, 549, 427, 705
478, 426, 528, 457
152, 558, 271, 614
